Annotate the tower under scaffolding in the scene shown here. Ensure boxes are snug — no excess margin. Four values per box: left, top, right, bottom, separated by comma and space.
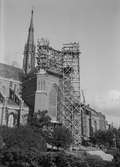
61, 42, 81, 145
62, 42, 80, 101
36, 40, 82, 145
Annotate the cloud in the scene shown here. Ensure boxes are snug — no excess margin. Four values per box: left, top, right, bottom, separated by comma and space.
91, 90, 120, 127
94, 90, 120, 109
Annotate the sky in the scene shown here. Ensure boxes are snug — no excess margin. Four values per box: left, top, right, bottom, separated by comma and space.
0, 0, 120, 127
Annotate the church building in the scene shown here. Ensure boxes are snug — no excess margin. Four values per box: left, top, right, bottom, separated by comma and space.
0, 10, 107, 145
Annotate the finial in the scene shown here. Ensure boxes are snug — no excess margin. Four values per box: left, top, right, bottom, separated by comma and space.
31, 9, 33, 15
31, 5, 34, 14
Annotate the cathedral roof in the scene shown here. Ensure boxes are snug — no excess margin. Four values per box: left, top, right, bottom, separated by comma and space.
0, 63, 24, 82
23, 66, 63, 80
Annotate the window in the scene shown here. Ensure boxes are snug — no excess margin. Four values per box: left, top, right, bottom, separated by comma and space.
49, 85, 58, 120
38, 79, 46, 90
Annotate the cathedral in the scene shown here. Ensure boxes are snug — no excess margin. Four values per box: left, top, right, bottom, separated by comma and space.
0, 10, 107, 145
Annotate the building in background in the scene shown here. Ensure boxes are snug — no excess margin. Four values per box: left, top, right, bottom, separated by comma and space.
81, 104, 107, 140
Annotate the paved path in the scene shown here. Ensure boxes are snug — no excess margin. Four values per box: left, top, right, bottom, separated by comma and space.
87, 150, 113, 161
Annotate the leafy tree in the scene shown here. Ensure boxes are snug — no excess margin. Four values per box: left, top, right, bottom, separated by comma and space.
0, 126, 46, 151
31, 110, 73, 150
112, 151, 120, 167
90, 128, 120, 149
49, 125, 73, 149
30, 110, 51, 129
0, 134, 5, 149
90, 130, 106, 146
0, 126, 47, 167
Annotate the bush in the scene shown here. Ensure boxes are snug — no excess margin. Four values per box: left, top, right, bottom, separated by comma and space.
30, 110, 51, 129
46, 126, 73, 150
38, 152, 87, 167
90, 128, 120, 150
0, 126, 47, 167
112, 151, 120, 167
0, 149, 115, 167
0, 147, 41, 167
0, 151, 86, 167
55, 152, 87, 167
0, 126, 46, 152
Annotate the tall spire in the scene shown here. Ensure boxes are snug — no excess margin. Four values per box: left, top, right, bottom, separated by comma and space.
27, 9, 34, 45
23, 10, 35, 74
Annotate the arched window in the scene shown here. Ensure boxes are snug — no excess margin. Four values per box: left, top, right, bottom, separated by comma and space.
8, 113, 15, 127
38, 79, 46, 90
94, 120, 97, 132
41, 80, 45, 90
49, 84, 58, 121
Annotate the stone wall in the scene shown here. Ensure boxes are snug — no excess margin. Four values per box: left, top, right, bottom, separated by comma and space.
0, 63, 29, 127
34, 69, 61, 121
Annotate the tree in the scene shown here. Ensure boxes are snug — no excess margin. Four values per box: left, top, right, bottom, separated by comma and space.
0, 126, 46, 151
90, 128, 120, 149
30, 110, 51, 129
0, 110, 51, 167
49, 125, 73, 150
112, 151, 120, 167
0, 126, 47, 167
0, 135, 5, 150
30, 110, 73, 150
90, 130, 106, 146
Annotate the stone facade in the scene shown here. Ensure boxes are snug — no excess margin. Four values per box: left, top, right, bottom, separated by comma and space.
0, 63, 107, 141
81, 104, 107, 140
0, 63, 29, 127
35, 70, 61, 120
22, 68, 62, 122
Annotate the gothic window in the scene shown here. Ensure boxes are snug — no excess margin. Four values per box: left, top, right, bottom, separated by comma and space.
49, 85, 58, 120
8, 113, 15, 127
49, 88, 57, 106
43, 80, 45, 90
41, 80, 45, 90
38, 80, 41, 90
38, 79, 46, 90
94, 120, 97, 132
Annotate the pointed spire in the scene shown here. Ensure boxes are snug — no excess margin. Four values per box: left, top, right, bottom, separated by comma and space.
23, 10, 35, 74
27, 9, 34, 45
30, 9, 34, 29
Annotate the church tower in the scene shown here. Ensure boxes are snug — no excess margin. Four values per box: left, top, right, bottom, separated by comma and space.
23, 10, 35, 74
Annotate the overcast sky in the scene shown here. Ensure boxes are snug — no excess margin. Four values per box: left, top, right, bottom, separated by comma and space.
0, 0, 120, 127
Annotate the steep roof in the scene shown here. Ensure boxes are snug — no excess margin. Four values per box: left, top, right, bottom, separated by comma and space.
23, 66, 63, 80
0, 63, 24, 82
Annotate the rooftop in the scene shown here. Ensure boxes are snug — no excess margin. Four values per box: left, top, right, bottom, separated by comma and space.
0, 63, 24, 82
